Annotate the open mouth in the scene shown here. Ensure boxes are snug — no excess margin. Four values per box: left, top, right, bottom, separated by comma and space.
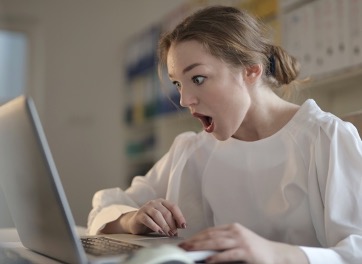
193, 113, 215, 133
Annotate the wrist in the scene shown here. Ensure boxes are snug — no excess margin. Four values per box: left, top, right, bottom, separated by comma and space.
272, 242, 309, 264
119, 211, 137, 233
122, 211, 152, 235
100, 211, 136, 234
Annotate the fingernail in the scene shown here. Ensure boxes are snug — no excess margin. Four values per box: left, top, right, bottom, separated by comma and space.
168, 230, 174, 237
179, 243, 191, 250
181, 223, 187, 229
206, 256, 215, 263
158, 229, 164, 235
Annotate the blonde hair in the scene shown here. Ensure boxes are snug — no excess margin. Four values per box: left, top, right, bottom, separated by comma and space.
158, 5, 301, 92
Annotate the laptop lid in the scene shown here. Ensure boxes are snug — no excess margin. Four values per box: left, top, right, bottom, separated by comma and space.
0, 96, 215, 264
0, 96, 88, 263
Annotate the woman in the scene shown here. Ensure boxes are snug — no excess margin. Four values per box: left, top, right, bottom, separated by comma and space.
88, 6, 362, 263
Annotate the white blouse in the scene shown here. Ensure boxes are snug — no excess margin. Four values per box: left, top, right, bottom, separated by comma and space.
88, 99, 362, 264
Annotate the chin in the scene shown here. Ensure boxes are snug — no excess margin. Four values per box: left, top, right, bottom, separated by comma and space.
212, 132, 230, 141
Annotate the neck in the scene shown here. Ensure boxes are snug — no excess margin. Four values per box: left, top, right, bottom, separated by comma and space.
233, 90, 299, 141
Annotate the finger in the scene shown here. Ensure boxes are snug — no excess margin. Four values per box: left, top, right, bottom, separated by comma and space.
148, 201, 179, 235
181, 226, 230, 244
206, 248, 247, 264
135, 211, 165, 235
146, 207, 176, 236
161, 200, 187, 229
187, 223, 246, 243
141, 200, 178, 236
155, 204, 179, 236
180, 237, 237, 251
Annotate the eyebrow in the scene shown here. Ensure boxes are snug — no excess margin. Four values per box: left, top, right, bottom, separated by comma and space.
169, 63, 203, 78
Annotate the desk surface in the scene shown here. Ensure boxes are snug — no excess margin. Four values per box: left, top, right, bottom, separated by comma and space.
0, 228, 20, 242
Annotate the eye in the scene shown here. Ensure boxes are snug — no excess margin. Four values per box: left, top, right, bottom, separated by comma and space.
172, 81, 181, 91
192, 76, 206, 85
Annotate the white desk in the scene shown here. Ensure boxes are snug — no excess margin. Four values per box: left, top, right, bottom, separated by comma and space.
0, 228, 20, 242
0, 227, 87, 263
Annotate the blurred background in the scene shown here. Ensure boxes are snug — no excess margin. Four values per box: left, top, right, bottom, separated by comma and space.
1, 0, 362, 228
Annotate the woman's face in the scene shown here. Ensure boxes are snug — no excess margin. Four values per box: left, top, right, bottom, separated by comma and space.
167, 40, 252, 141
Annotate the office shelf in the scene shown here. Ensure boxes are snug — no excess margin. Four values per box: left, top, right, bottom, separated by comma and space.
122, 0, 362, 182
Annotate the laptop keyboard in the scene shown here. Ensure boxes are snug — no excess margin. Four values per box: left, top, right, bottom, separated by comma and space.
81, 237, 143, 256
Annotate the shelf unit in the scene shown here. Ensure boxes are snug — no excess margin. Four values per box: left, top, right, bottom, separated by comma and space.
281, 0, 362, 116
122, 10, 199, 180
122, 0, 362, 183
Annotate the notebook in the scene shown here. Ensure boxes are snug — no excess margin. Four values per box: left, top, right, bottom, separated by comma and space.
0, 96, 214, 264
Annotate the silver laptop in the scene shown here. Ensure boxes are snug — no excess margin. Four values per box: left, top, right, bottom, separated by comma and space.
0, 96, 212, 264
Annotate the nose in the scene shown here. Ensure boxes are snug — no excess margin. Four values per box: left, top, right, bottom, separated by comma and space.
179, 86, 198, 108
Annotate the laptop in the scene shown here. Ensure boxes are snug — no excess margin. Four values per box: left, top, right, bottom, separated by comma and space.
0, 96, 214, 264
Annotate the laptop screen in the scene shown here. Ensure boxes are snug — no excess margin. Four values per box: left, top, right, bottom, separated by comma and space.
0, 96, 87, 263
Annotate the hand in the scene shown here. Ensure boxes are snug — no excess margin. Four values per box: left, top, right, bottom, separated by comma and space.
123, 199, 187, 236
179, 223, 308, 264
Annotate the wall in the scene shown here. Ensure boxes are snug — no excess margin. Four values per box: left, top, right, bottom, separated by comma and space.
0, 0, 186, 227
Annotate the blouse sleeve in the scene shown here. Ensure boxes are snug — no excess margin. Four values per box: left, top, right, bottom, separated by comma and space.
87, 132, 196, 235
302, 120, 362, 263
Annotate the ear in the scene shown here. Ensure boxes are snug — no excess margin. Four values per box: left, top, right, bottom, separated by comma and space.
243, 64, 262, 84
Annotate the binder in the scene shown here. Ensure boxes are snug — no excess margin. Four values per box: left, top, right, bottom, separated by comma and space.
280, 0, 307, 10
321, 0, 339, 73
334, 0, 351, 71
349, 0, 362, 67
311, 0, 326, 76
298, 3, 314, 78
282, 7, 303, 76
